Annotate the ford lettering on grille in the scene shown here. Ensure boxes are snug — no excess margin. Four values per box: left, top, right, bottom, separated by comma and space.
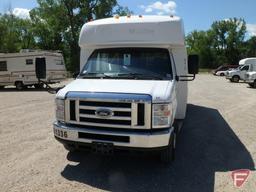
95, 108, 113, 118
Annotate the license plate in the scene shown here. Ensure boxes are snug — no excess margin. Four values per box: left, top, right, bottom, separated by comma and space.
91, 142, 114, 154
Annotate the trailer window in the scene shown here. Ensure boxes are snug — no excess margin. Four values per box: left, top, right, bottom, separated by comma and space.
26, 59, 33, 65
0, 61, 7, 71
82, 48, 172, 79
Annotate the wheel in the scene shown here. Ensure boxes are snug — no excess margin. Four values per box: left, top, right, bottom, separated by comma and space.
15, 81, 24, 90
231, 76, 240, 83
249, 81, 256, 88
34, 83, 44, 89
220, 73, 225, 76
160, 132, 176, 164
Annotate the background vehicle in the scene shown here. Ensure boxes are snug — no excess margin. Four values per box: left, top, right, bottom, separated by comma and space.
226, 58, 256, 83
244, 58, 256, 88
0, 50, 66, 90
53, 15, 198, 163
212, 65, 238, 76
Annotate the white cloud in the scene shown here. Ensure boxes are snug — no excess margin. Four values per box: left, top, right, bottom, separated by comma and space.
12, 8, 30, 19
139, 1, 177, 15
247, 24, 256, 36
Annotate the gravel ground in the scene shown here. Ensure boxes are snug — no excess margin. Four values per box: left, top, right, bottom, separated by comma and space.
0, 75, 255, 192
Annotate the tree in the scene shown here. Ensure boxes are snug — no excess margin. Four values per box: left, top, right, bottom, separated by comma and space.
244, 36, 256, 57
186, 30, 215, 68
211, 18, 246, 64
30, 0, 132, 72
186, 18, 248, 69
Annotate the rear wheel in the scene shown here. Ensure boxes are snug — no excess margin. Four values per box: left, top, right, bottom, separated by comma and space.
160, 132, 176, 164
231, 75, 240, 83
15, 81, 24, 90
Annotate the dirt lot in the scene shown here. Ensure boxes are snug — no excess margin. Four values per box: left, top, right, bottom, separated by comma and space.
0, 75, 255, 192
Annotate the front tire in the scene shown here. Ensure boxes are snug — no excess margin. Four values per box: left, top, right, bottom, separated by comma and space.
220, 73, 225, 76
160, 132, 176, 164
231, 75, 240, 83
249, 81, 256, 88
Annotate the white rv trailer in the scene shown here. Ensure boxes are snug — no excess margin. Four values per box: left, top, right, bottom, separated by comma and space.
53, 15, 198, 163
0, 50, 67, 89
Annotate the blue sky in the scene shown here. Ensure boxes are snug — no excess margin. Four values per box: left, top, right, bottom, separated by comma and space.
0, 0, 256, 35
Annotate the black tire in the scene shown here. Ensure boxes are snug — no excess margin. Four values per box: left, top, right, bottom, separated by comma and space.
231, 75, 240, 83
220, 73, 225, 76
15, 81, 24, 90
249, 81, 256, 88
160, 132, 176, 164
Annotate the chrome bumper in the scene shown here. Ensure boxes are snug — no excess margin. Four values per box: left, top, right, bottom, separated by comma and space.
53, 122, 172, 148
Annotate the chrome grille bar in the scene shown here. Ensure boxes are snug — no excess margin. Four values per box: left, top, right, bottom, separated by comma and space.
65, 92, 152, 129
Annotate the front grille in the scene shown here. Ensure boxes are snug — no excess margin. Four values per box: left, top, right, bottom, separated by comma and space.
65, 93, 151, 129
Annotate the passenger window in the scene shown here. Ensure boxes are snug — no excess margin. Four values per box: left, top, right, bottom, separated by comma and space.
26, 59, 33, 65
0, 61, 7, 71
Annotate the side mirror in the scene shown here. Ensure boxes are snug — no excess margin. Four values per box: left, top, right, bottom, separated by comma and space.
188, 55, 199, 74
72, 72, 79, 79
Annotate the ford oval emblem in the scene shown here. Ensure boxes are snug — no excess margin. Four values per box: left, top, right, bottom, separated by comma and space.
95, 108, 113, 118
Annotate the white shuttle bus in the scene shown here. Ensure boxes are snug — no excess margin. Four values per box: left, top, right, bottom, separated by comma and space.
0, 50, 66, 90
53, 16, 198, 163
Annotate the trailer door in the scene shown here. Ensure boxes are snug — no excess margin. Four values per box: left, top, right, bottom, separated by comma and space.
35, 57, 46, 79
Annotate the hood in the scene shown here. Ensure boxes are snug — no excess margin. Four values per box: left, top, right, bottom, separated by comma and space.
57, 79, 174, 103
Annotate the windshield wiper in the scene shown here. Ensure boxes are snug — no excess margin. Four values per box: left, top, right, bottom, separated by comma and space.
79, 73, 115, 79
117, 73, 164, 80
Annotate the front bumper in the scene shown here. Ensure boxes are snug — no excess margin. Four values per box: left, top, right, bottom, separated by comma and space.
53, 122, 172, 149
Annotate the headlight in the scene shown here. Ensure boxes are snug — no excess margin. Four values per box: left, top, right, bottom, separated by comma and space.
56, 99, 65, 121
153, 103, 172, 128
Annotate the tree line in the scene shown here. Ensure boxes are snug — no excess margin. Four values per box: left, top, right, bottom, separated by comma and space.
0, 1, 255, 72
186, 18, 256, 69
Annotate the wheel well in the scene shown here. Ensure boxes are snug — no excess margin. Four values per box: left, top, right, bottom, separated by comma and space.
232, 75, 240, 79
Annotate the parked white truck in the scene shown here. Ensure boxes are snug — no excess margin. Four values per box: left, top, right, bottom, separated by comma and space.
244, 58, 256, 88
0, 50, 66, 90
226, 58, 256, 83
53, 15, 198, 163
